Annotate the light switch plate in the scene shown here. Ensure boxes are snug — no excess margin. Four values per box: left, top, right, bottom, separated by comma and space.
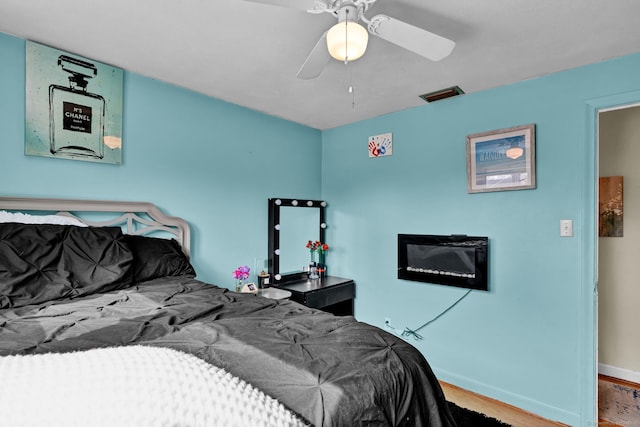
560, 219, 573, 237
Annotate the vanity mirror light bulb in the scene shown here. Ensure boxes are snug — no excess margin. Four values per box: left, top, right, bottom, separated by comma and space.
321, 201, 327, 207
321, 223, 327, 229
307, 201, 313, 206
275, 274, 281, 280
274, 249, 280, 256
275, 224, 280, 230
275, 199, 282, 205
291, 200, 298, 206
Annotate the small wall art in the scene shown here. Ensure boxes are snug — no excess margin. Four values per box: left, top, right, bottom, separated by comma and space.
25, 41, 124, 164
599, 176, 623, 237
466, 124, 536, 193
368, 133, 393, 158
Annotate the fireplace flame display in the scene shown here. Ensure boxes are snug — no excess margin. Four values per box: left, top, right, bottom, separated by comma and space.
398, 234, 488, 291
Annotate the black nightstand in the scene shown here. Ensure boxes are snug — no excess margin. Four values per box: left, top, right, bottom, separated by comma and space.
273, 276, 355, 316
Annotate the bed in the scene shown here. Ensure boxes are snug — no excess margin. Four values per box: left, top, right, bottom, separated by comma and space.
0, 197, 456, 427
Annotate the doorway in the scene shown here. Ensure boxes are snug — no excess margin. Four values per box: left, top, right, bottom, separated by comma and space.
596, 103, 640, 425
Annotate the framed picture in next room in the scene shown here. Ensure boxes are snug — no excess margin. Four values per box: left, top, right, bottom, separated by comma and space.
466, 124, 536, 193
599, 176, 623, 237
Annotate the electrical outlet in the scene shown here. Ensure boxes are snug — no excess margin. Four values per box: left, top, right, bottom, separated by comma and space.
384, 318, 403, 336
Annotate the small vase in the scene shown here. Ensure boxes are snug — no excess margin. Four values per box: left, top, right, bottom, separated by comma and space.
236, 280, 243, 292
317, 264, 326, 278
318, 253, 327, 278
308, 262, 319, 280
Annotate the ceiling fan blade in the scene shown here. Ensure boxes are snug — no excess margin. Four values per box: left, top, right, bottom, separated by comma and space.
296, 32, 331, 79
369, 15, 455, 61
242, 0, 322, 12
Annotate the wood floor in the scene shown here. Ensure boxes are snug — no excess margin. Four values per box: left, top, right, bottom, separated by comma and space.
440, 381, 568, 427
440, 375, 640, 427
598, 374, 640, 427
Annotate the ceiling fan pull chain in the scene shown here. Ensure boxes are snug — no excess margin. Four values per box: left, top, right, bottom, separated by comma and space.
344, 8, 350, 64
348, 63, 356, 109
348, 83, 356, 109
350, 84, 356, 109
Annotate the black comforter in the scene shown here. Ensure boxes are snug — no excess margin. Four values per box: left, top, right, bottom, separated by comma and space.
0, 276, 455, 426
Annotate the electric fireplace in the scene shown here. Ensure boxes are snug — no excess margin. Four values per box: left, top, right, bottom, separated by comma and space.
398, 234, 489, 291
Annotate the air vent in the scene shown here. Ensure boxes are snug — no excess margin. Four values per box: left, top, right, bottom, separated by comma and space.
419, 86, 464, 103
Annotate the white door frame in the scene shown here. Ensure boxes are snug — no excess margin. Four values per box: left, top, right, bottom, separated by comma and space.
584, 91, 640, 426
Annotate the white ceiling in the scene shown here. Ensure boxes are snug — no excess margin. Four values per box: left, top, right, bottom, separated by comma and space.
1, 0, 640, 130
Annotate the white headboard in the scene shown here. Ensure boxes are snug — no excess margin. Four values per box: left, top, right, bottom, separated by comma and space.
0, 197, 191, 258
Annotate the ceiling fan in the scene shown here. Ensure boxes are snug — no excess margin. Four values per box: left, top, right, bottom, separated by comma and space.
243, 0, 456, 79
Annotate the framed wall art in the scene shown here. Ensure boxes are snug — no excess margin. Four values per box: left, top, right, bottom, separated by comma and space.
599, 176, 623, 237
466, 124, 536, 193
368, 133, 393, 158
25, 41, 124, 164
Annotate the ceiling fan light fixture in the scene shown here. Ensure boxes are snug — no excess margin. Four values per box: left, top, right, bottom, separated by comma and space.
326, 20, 369, 62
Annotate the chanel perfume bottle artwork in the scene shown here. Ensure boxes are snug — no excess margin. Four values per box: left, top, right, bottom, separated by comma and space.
25, 41, 123, 164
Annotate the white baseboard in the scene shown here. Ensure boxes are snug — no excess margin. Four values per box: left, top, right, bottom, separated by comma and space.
598, 363, 640, 384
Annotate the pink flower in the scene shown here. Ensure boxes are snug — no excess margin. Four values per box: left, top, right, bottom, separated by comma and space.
233, 265, 250, 281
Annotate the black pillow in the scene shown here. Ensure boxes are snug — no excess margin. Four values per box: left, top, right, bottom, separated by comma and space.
0, 223, 70, 308
0, 224, 134, 308
62, 226, 134, 296
123, 234, 195, 283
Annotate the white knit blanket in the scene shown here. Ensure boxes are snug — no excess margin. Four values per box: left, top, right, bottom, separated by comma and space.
0, 346, 307, 427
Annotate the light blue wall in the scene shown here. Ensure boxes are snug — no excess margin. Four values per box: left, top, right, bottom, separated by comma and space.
0, 32, 322, 286
4, 28, 640, 426
321, 53, 640, 425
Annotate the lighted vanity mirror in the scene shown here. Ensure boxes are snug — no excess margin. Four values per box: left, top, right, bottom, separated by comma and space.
268, 198, 326, 284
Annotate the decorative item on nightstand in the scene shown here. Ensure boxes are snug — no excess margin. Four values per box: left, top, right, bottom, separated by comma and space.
233, 265, 250, 292
257, 269, 271, 288
241, 282, 258, 293
305, 240, 329, 280
317, 243, 329, 278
